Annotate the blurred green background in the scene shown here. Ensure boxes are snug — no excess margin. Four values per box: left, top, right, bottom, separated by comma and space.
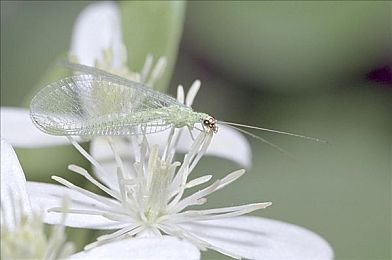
1, 1, 391, 259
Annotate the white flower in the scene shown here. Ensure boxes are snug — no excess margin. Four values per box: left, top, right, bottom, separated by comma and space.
26, 83, 333, 259
0, 139, 74, 260
1, 139, 199, 259
44, 128, 270, 259
27, 130, 334, 258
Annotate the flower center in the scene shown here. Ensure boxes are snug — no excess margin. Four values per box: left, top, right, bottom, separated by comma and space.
119, 143, 180, 226
144, 145, 180, 224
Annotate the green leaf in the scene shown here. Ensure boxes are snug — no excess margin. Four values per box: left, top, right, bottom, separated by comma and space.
120, 1, 186, 92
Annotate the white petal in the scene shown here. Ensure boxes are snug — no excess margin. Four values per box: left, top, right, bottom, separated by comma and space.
204, 125, 251, 168
0, 107, 70, 147
68, 236, 200, 260
180, 216, 333, 259
70, 1, 123, 67
0, 139, 32, 229
26, 181, 125, 230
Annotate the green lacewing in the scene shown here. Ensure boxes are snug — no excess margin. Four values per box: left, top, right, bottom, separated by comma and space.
30, 63, 324, 152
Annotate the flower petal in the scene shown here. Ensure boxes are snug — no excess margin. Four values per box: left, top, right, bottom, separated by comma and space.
26, 181, 125, 230
203, 125, 251, 168
70, 1, 123, 67
0, 139, 32, 229
68, 236, 200, 259
180, 216, 333, 259
1, 107, 70, 147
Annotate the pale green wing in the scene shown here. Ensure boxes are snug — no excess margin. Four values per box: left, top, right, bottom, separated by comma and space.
30, 73, 185, 136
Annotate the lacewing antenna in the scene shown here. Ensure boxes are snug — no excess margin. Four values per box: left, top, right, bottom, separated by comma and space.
219, 121, 327, 144
224, 124, 296, 159
219, 120, 327, 158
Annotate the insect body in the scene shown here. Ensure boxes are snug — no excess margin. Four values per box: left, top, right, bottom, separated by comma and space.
30, 65, 216, 136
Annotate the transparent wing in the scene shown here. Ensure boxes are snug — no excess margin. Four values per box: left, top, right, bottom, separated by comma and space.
30, 74, 184, 136
61, 61, 136, 84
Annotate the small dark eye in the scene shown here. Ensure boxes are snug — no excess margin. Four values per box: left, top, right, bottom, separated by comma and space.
203, 120, 209, 126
